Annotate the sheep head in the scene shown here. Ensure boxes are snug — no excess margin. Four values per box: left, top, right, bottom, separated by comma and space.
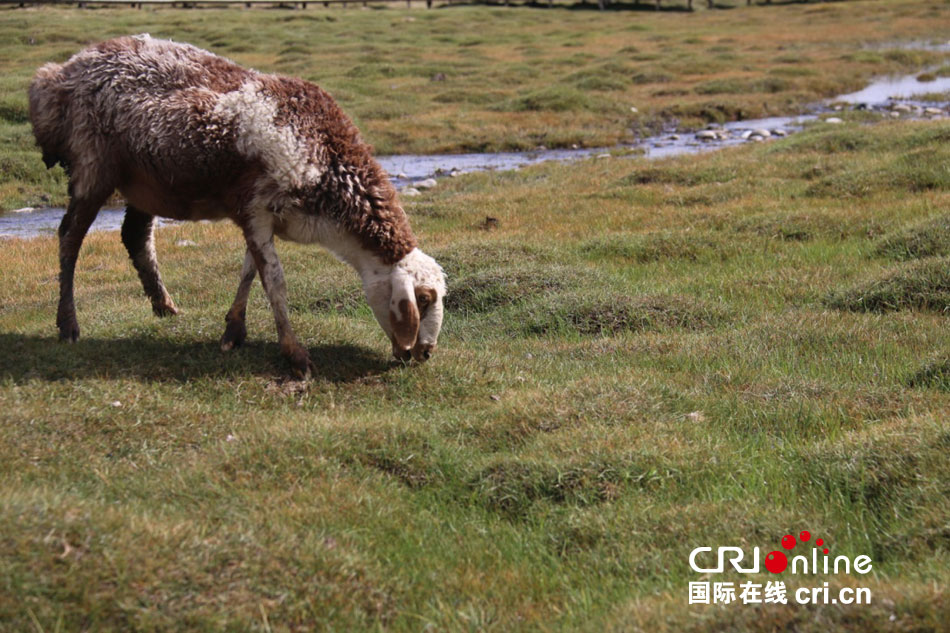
364, 248, 446, 363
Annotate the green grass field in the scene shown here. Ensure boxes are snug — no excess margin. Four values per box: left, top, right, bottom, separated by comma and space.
2, 1, 950, 631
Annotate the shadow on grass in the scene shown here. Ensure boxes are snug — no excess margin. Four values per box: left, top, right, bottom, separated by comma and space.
0, 333, 392, 384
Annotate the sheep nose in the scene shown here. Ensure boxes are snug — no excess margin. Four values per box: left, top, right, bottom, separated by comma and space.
411, 343, 435, 363
392, 344, 412, 362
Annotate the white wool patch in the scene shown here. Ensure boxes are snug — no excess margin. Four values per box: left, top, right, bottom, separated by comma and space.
395, 249, 446, 348
397, 248, 447, 296
214, 81, 324, 195
274, 209, 382, 275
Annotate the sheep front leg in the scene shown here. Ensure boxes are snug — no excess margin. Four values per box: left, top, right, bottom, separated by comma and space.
220, 248, 255, 351
241, 222, 314, 379
121, 206, 179, 317
56, 194, 107, 342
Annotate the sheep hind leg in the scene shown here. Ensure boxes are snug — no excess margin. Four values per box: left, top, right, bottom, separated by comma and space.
241, 221, 314, 379
121, 206, 178, 317
220, 248, 255, 351
56, 192, 109, 342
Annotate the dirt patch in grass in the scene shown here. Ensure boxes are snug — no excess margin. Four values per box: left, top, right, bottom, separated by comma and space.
825, 256, 950, 313
874, 214, 950, 261
519, 294, 730, 337
263, 376, 310, 398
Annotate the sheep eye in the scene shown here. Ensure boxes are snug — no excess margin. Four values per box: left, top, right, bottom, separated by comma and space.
417, 294, 430, 309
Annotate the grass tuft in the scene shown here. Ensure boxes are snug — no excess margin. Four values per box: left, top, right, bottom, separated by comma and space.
874, 214, 950, 261
580, 231, 725, 263
341, 429, 443, 489
694, 76, 792, 95
825, 256, 950, 313
444, 267, 576, 315
519, 293, 729, 337
468, 457, 667, 519
631, 69, 674, 85
906, 353, 950, 391
495, 87, 595, 113
733, 212, 846, 242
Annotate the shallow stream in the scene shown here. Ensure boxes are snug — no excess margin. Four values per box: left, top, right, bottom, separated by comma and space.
2, 70, 947, 239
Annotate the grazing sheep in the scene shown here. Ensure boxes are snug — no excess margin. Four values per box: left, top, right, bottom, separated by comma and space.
28, 35, 446, 378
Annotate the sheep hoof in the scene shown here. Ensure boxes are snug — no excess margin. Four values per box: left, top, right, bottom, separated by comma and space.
58, 322, 80, 343
220, 319, 247, 352
152, 301, 179, 317
289, 348, 314, 381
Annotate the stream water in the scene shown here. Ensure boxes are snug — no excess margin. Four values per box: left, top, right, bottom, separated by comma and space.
2, 70, 947, 240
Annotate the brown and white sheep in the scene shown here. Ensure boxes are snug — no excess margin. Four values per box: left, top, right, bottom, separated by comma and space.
29, 34, 446, 378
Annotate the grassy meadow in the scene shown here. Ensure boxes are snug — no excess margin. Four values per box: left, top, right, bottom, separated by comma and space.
1, 0, 950, 208
2, 1, 950, 631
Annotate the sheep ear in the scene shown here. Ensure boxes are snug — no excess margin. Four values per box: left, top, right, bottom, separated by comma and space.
389, 271, 420, 350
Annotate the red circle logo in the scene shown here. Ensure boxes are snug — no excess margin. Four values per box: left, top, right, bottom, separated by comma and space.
765, 551, 788, 574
